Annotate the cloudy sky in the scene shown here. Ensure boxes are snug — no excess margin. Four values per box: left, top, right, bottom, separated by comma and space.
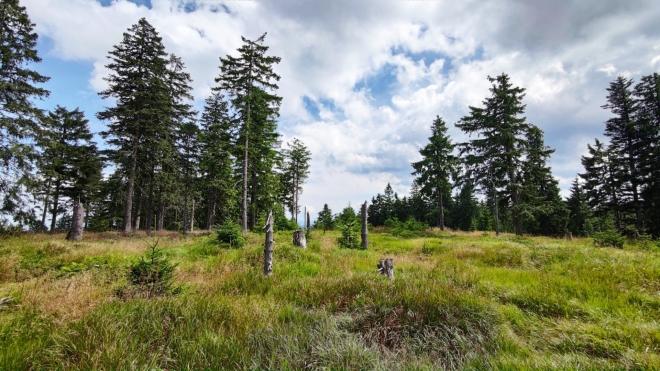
23, 0, 660, 221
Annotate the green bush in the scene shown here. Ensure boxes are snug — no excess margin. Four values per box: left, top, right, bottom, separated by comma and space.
216, 222, 245, 248
125, 239, 179, 298
391, 217, 429, 237
337, 219, 361, 249
593, 231, 625, 249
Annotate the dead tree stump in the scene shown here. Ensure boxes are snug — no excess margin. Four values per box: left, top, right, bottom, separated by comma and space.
566, 232, 573, 240
377, 258, 394, 280
293, 229, 307, 248
361, 201, 368, 250
263, 211, 274, 277
306, 211, 311, 238
66, 202, 84, 241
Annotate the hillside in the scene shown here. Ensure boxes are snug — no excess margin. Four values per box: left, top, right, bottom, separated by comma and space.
1, 230, 659, 370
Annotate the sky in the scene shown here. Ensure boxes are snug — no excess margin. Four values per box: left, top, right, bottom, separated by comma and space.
22, 0, 660, 223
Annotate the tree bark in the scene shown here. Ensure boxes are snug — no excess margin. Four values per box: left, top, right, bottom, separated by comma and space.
190, 197, 195, 233
361, 201, 368, 250
66, 202, 84, 241
377, 258, 394, 280
146, 170, 154, 237
493, 186, 500, 236
241, 107, 250, 236
133, 188, 142, 231
124, 138, 138, 233
206, 187, 217, 230
293, 230, 307, 248
439, 190, 445, 231
263, 211, 273, 277
50, 180, 61, 233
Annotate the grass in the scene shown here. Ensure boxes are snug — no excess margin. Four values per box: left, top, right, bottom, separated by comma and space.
1, 229, 659, 370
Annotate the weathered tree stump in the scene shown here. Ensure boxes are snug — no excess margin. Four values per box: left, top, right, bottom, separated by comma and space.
263, 211, 274, 277
306, 211, 311, 236
361, 201, 368, 250
377, 258, 394, 280
566, 232, 573, 240
293, 229, 307, 248
67, 202, 84, 241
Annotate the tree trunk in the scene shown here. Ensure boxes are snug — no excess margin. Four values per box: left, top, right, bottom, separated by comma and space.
66, 202, 84, 241
182, 186, 188, 235
207, 187, 217, 230
509, 168, 522, 236
50, 180, 61, 233
377, 258, 394, 280
361, 201, 368, 250
124, 139, 138, 233
241, 109, 250, 236
263, 211, 273, 277
146, 171, 154, 237
439, 190, 445, 231
493, 186, 500, 236
190, 198, 195, 233
156, 201, 164, 231
41, 193, 50, 232
133, 188, 142, 231
293, 230, 307, 248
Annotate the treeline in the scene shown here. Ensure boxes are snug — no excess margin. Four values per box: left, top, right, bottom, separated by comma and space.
0, 2, 311, 234
368, 74, 660, 239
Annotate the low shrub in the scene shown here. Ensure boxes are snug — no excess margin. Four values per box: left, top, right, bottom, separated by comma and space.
216, 222, 245, 248
337, 219, 361, 249
122, 239, 179, 298
593, 231, 625, 249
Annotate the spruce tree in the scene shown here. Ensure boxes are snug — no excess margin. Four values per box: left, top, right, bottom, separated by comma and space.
37, 106, 101, 231
199, 92, 236, 229
97, 18, 171, 233
215, 33, 281, 236
317, 203, 333, 233
580, 139, 622, 230
633, 73, 660, 236
411, 116, 458, 230
566, 177, 591, 236
0, 0, 49, 222
603, 76, 643, 233
456, 73, 532, 236
453, 181, 479, 231
281, 138, 311, 224
519, 126, 568, 236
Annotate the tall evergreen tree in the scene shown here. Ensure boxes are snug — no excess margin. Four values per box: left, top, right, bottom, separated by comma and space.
281, 138, 311, 224
316, 203, 333, 233
519, 126, 568, 235
97, 18, 171, 233
456, 73, 532, 236
411, 116, 458, 230
215, 33, 281, 236
566, 177, 591, 236
580, 139, 622, 230
633, 73, 660, 236
199, 92, 236, 229
603, 76, 643, 233
37, 106, 101, 231
0, 0, 49, 222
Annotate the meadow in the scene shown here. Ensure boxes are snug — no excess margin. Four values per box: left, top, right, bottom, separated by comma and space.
1, 228, 659, 370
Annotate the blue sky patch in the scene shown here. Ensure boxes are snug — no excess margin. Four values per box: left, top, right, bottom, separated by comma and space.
302, 96, 321, 121
97, 0, 152, 9
354, 63, 397, 107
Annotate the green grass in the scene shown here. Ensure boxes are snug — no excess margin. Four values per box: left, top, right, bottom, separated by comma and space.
1, 229, 659, 370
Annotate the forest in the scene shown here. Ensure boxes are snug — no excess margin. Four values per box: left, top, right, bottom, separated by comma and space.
3, 2, 660, 370
2, 1, 660, 243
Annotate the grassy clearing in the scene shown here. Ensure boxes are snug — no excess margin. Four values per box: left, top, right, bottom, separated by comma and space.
1, 229, 659, 370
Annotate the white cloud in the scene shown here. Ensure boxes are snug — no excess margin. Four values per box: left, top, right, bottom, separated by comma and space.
22, 0, 660, 219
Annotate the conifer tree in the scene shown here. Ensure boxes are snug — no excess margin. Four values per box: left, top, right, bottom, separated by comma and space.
566, 177, 591, 236
98, 18, 171, 233
317, 203, 333, 233
0, 0, 49, 222
633, 73, 660, 236
519, 126, 568, 235
603, 76, 643, 233
216, 33, 281, 235
456, 73, 532, 236
411, 116, 458, 230
453, 181, 479, 231
281, 138, 311, 224
580, 139, 622, 230
37, 106, 101, 231
199, 92, 236, 229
